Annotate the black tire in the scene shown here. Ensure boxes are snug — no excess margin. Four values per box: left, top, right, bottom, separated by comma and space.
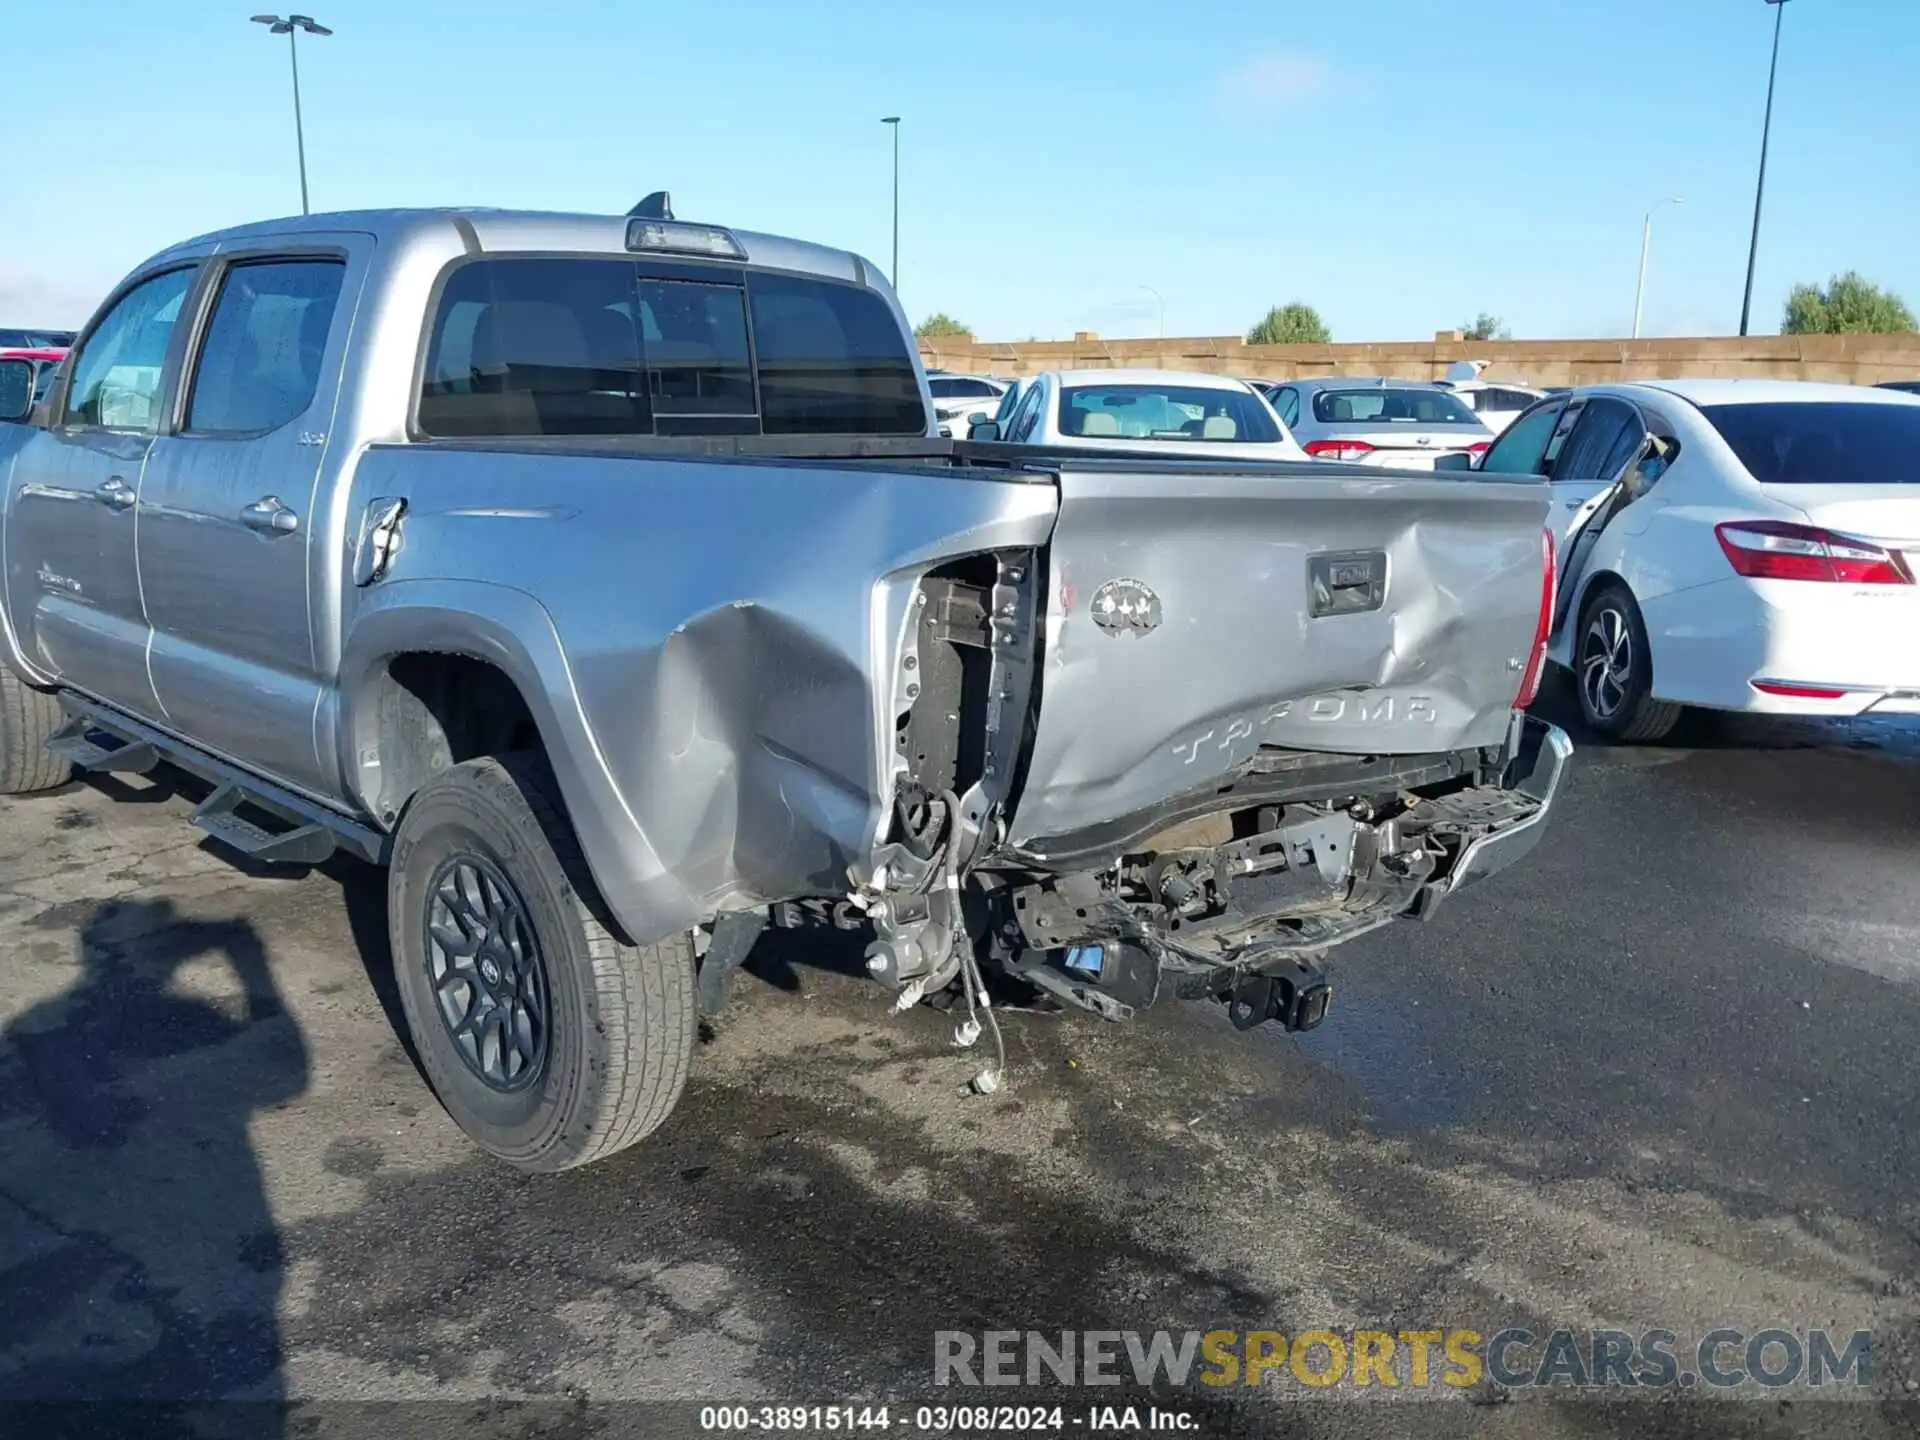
388, 752, 696, 1173
1574, 583, 1683, 742
0, 665, 72, 795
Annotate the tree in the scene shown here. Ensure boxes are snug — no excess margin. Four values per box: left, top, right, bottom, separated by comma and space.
915, 313, 973, 340
1461, 312, 1510, 341
1781, 272, 1916, 335
1246, 303, 1330, 346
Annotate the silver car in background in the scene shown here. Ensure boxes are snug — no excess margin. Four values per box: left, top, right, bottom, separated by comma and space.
1262, 377, 1494, 469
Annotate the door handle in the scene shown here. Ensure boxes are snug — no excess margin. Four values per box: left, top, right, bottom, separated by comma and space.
241, 495, 300, 536
94, 476, 136, 511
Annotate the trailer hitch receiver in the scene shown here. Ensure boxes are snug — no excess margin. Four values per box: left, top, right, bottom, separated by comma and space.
1223, 957, 1333, 1033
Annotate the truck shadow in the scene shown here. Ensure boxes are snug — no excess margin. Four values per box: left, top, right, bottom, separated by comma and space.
0, 897, 304, 1421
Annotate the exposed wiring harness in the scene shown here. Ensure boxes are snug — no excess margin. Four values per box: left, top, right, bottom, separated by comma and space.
937, 789, 1005, 1095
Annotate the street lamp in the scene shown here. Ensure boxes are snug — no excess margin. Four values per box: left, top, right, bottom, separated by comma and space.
1139, 285, 1165, 339
1739, 0, 1790, 336
881, 116, 901, 290
1632, 197, 1685, 339
251, 13, 332, 216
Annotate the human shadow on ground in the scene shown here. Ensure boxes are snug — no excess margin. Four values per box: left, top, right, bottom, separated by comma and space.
0, 897, 306, 1428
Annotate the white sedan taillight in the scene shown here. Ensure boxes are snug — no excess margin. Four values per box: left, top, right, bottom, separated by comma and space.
1303, 439, 1376, 462
1714, 520, 1913, 584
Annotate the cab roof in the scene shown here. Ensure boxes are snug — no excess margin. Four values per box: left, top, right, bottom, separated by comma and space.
151, 207, 878, 288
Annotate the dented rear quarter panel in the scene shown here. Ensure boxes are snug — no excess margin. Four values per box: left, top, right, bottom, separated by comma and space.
1005, 463, 1551, 850
338, 443, 1056, 944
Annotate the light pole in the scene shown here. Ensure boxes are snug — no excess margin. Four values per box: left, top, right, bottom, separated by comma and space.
1739, 0, 1790, 336
1632, 197, 1685, 339
881, 116, 901, 289
1139, 285, 1165, 339
251, 13, 332, 216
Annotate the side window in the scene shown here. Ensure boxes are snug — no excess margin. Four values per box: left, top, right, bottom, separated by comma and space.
185, 259, 345, 435
1010, 383, 1045, 441
745, 271, 925, 435
1552, 398, 1642, 482
418, 258, 649, 438
61, 267, 197, 430
1272, 386, 1300, 428
929, 377, 961, 398
1480, 400, 1565, 475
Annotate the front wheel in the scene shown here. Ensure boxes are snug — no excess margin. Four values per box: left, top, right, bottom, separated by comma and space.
388, 753, 696, 1172
1575, 583, 1683, 742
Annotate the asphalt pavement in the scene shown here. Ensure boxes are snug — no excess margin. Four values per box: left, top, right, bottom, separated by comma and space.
2, 682, 1919, 1438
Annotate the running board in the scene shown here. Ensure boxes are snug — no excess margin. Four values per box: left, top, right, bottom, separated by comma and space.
53, 694, 389, 866
46, 717, 158, 775
192, 783, 337, 866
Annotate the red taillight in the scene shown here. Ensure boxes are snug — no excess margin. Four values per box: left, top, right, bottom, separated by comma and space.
1713, 520, 1913, 584
1304, 439, 1376, 461
1467, 442, 1491, 456
1515, 526, 1554, 708
1752, 681, 1849, 700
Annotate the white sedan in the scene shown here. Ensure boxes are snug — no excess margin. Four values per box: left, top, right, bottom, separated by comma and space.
979, 368, 1308, 460
1472, 380, 1920, 740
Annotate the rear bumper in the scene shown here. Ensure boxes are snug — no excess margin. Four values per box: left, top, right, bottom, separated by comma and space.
1414, 716, 1572, 915
1641, 578, 1920, 716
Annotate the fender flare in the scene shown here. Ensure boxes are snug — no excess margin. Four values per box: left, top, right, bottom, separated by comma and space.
336, 578, 688, 944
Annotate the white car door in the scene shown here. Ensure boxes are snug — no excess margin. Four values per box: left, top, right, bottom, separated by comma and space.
1544, 398, 1647, 565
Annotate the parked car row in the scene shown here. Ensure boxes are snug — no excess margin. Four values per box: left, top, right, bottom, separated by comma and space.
938, 354, 1920, 746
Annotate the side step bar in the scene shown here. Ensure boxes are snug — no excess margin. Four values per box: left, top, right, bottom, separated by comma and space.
51, 695, 389, 866
46, 717, 159, 775
193, 783, 338, 866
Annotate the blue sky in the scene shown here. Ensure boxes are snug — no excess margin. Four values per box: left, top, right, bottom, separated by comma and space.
4, 0, 1916, 342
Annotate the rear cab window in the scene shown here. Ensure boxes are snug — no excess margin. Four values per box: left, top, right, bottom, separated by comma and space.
1703, 402, 1920, 485
1059, 383, 1280, 442
1311, 388, 1480, 426
416, 256, 926, 439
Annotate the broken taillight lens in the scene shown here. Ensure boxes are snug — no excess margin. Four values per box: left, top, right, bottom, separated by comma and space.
1514, 526, 1554, 709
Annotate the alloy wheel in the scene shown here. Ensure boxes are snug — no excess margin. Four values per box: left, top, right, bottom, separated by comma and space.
424, 854, 549, 1092
1580, 605, 1632, 720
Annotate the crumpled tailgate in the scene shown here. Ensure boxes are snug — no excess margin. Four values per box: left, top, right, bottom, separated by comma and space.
1005, 461, 1550, 850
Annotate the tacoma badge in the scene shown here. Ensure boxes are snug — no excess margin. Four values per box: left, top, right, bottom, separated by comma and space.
1090, 577, 1162, 637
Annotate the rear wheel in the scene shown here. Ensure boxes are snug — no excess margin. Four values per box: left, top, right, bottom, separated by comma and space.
388, 752, 696, 1172
1575, 583, 1682, 742
0, 666, 72, 795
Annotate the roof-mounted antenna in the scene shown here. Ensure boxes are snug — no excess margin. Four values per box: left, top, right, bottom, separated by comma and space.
628, 191, 673, 220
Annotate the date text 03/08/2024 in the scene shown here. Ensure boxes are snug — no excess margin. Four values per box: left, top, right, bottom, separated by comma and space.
698, 1405, 1196, 1432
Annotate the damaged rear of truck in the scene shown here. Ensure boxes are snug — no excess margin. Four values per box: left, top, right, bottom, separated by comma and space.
345, 438, 1567, 1078
846, 454, 1568, 1046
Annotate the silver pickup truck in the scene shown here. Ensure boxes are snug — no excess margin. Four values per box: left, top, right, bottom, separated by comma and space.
0, 203, 1570, 1172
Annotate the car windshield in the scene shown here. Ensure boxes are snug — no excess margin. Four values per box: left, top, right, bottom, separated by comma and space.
1311, 388, 1479, 425
1059, 384, 1280, 442
0, 328, 70, 350
1704, 402, 1920, 486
